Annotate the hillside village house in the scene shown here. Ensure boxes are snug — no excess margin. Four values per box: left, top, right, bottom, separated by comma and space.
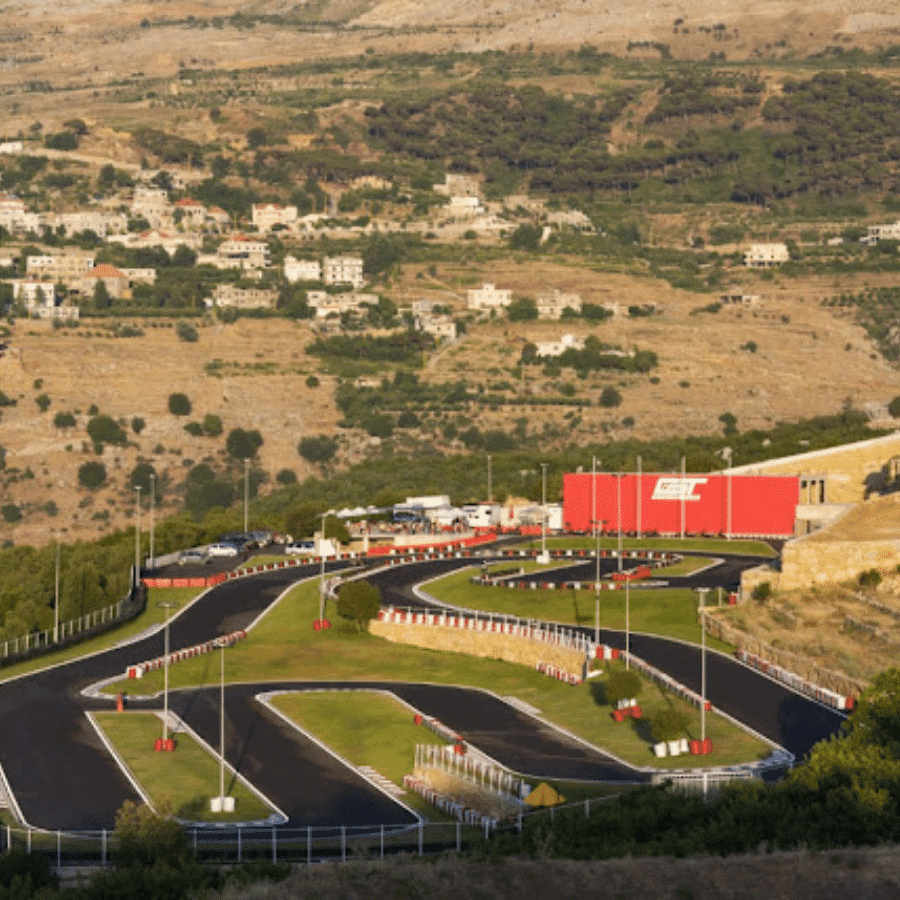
307, 290, 377, 319
434, 174, 481, 197
130, 187, 172, 228
216, 235, 269, 270
865, 221, 900, 244
744, 243, 790, 267
447, 196, 484, 217
323, 256, 365, 288
174, 198, 207, 229
535, 333, 584, 357
467, 282, 512, 312
210, 284, 278, 310
252, 203, 298, 231
47, 211, 128, 239
108, 229, 200, 257
10, 278, 80, 320
77, 264, 130, 300
536, 289, 582, 319
0, 196, 40, 233
26, 253, 94, 281
0, 141, 23, 154
283, 256, 322, 283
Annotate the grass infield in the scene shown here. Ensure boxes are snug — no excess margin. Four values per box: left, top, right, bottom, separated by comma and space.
92, 711, 276, 823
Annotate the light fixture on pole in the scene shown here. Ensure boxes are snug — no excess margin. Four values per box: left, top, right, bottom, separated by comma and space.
243, 459, 250, 534
538, 463, 549, 565
697, 587, 709, 746
149, 473, 156, 570
616, 472, 623, 574
134, 486, 142, 589
592, 455, 600, 645
487, 454, 492, 504
210, 635, 234, 813
625, 577, 630, 670
157, 601, 178, 751
54, 536, 60, 645
316, 511, 331, 629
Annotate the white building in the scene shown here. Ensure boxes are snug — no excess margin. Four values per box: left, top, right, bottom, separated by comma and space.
448, 196, 483, 217
252, 203, 298, 231
536, 289, 582, 319
211, 284, 278, 310
744, 243, 790, 267
217, 235, 269, 269
0, 142, 23, 154
131, 187, 172, 228
26, 253, 95, 282
323, 256, 365, 288
416, 313, 457, 341
866, 222, 900, 244
173, 198, 207, 228
466, 282, 512, 312
283, 256, 322, 283
534, 333, 584, 358
48, 211, 128, 239
307, 290, 377, 319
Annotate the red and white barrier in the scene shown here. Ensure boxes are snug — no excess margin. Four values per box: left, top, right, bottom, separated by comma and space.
125, 629, 247, 679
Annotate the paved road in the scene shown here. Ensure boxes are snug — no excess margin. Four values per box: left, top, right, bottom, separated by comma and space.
0, 549, 846, 831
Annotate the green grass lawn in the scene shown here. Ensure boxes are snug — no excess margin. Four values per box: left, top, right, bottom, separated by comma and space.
0, 587, 203, 685
107, 577, 768, 770
419, 568, 734, 651
91, 711, 276, 823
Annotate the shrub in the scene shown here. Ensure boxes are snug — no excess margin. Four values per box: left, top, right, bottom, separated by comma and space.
53, 411, 76, 428
650, 708, 692, 743
35, 393, 51, 412
168, 393, 192, 416
225, 427, 263, 459
131, 416, 146, 435
184, 421, 204, 437
859, 569, 883, 588
298, 435, 337, 464
604, 669, 643, 707
78, 461, 107, 490
1, 503, 21, 523
336, 580, 382, 630
276, 468, 297, 485
176, 321, 199, 343
599, 386, 623, 408
751, 581, 772, 601
889, 395, 900, 418
87, 414, 127, 447
305, 375, 320, 388
202, 414, 223, 437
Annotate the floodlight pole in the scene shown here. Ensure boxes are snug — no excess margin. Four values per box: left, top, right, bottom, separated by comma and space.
243, 459, 250, 533
149, 473, 156, 569
625, 577, 630, 670
134, 486, 142, 588
319, 511, 327, 623
53, 537, 60, 644
219, 637, 225, 803
697, 587, 709, 743
616, 472, 623, 573
487, 454, 492, 503
592, 456, 600, 644
159, 602, 178, 743
540, 463, 548, 561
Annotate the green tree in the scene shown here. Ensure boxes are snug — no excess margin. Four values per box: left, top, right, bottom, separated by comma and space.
202, 413, 223, 437
78, 461, 107, 490
168, 393, 192, 416
599, 386, 623, 408
650, 707, 691, 743
603, 669, 642, 706
507, 297, 538, 322
298, 435, 338, 465
53, 411, 76, 429
87, 414, 127, 448
336, 579, 381, 630
113, 799, 191, 867
889, 395, 900, 418
226, 427, 263, 459
509, 223, 542, 251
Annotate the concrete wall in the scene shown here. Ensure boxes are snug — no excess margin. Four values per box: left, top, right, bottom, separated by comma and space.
369, 620, 585, 676
779, 537, 900, 590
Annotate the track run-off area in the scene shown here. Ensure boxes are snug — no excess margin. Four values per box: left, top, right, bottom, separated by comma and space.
0, 550, 846, 833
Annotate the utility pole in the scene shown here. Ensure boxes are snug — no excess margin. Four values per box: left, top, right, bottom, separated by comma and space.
149, 473, 156, 569
134, 486, 142, 588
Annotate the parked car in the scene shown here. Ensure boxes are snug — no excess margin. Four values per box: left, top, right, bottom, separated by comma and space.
285, 540, 315, 555
177, 548, 208, 566
207, 542, 241, 558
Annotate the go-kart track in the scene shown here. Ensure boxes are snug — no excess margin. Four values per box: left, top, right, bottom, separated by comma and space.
0, 550, 846, 834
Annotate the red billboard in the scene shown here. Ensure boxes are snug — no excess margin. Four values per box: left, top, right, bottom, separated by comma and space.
563, 472, 799, 538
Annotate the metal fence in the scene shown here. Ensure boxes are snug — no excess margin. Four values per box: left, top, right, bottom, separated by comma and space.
0, 796, 622, 869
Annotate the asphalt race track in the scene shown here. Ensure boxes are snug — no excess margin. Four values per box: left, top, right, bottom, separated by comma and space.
0, 549, 847, 832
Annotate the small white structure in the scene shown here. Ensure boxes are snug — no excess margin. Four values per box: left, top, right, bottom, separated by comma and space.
211, 284, 277, 310
252, 203, 298, 231
534, 333, 584, 358
283, 256, 322, 283
26, 253, 95, 282
466, 282, 512, 312
217, 235, 269, 269
323, 256, 365, 288
536, 289, 582, 320
744, 243, 790, 267
0, 141, 23, 154
866, 222, 900, 244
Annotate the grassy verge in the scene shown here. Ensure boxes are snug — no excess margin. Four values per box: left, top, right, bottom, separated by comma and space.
0, 587, 202, 685
92, 711, 276, 823
419, 569, 734, 651
518, 536, 777, 557
107, 578, 767, 770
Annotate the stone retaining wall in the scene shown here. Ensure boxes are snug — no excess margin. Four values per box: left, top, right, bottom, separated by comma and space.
778, 537, 900, 590
369, 620, 585, 675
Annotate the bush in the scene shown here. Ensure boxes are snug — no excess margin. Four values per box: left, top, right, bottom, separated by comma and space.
298, 435, 337, 464
176, 321, 199, 343
859, 569, 883, 588
276, 468, 297, 485
184, 421, 204, 437
225, 427, 263, 460
87, 414, 127, 447
78, 461, 107, 490
336, 580, 382, 630
650, 707, 691, 743
599, 386, 622, 408
53, 410, 76, 428
889, 395, 900, 418
604, 669, 643, 706
751, 581, 772, 601
202, 413, 223, 437
168, 393, 192, 416
35, 393, 51, 412
305, 375, 320, 388
131, 416, 146, 435
1, 503, 21, 523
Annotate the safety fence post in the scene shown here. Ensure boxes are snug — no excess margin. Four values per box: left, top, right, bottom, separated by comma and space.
57, 830, 61, 870
341, 825, 346, 862
380, 824, 384, 860
456, 821, 461, 852
307, 825, 311, 865
418, 821, 423, 856
271, 826, 276, 863
101, 830, 106, 867
237, 826, 241, 863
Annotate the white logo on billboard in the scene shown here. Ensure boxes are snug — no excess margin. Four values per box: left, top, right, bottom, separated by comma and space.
651, 477, 708, 501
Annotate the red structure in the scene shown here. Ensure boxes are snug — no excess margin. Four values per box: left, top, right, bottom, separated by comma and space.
563, 472, 799, 538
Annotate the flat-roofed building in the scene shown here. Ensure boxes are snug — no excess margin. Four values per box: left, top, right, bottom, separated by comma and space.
323, 255, 364, 288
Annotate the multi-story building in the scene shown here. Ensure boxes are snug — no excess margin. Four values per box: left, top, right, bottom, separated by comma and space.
210, 284, 278, 310
131, 187, 172, 228
466, 282, 512, 312
77, 264, 130, 300
217, 235, 270, 270
744, 243, 790, 267
323, 255, 365, 288
26, 253, 95, 282
536, 289, 582, 320
252, 203, 298, 231
47, 211, 128, 239
283, 256, 322, 283
173, 198, 207, 229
